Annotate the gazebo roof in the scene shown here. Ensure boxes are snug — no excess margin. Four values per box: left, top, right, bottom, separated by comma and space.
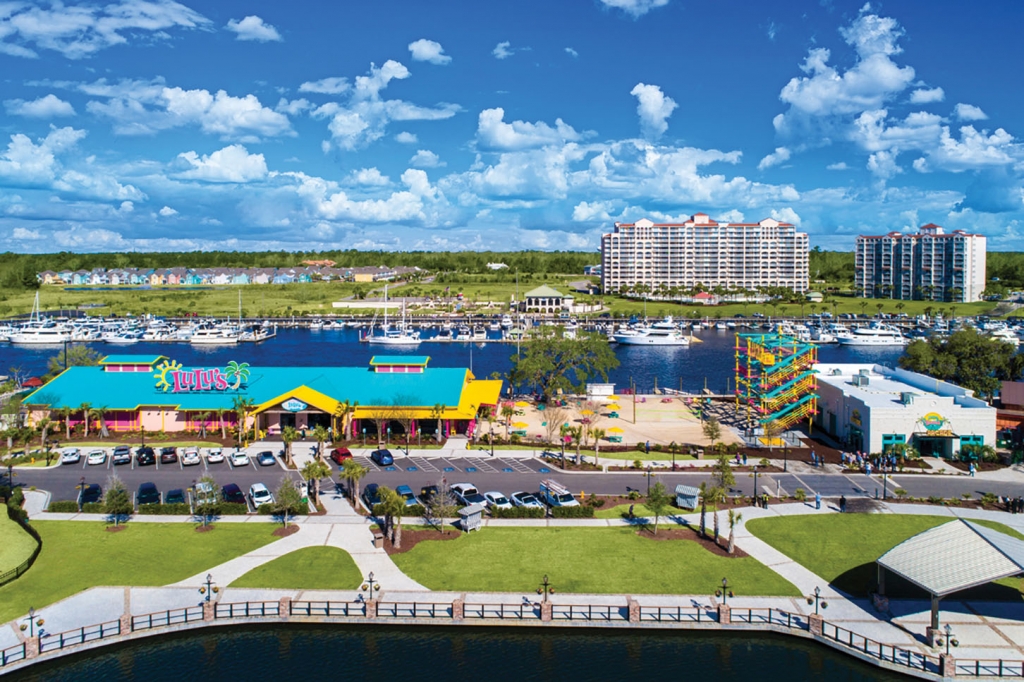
877, 520, 1024, 597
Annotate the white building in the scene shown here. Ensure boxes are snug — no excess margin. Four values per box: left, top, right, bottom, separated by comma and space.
855, 224, 986, 303
600, 213, 809, 294
815, 363, 995, 458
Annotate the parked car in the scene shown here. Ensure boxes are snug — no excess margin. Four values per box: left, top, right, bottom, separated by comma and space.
370, 449, 394, 466
137, 482, 160, 506
396, 485, 418, 507
181, 448, 201, 466
256, 451, 276, 466
510, 491, 543, 508
136, 447, 156, 466
222, 483, 246, 505
329, 447, 353, 465
86, 450, 107, 466
418, 485, 438, 506
160, 447, 178, 464
206, 447, 225, 464
362, 482, 382, 508
451, 483, 486, 507
60, 448, 81, 465
80, 483, 102, 504
538, 479, 579, 507
112, 445, 132, 465
165, 488, 186, 505
249, 483, 274, 509
230, 450, 250, 467
484, 491, 512, 510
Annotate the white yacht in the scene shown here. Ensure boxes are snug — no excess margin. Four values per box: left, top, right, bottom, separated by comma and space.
8, 292, 73, 345
835, 322, 908, 346
611, 317, 691, 346
989, 328, 1020, 348
366, 285, 421, 346
190, 327, 240, 345
104, 329, 143, 344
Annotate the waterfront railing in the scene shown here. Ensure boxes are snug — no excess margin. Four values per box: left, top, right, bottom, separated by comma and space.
131, 606, 204, 631
0, 643, 26, 667
956, 659, 1024, 678
552, 604, 627, 622
731, 608, 807, 630
290, 601, 366, 618
38, 620, 121, 654
464, 602, 540, 620
377, 602, 453, 619
638, 605, 712, 623
215, 601, 280, 619
820, 621, 937, 673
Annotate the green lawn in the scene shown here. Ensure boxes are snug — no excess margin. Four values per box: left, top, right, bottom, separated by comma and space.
0, 521, 279, 623
747, 515, 1024, 598
598, 451, 698, 462
0, 514, 38, 574
392, 527, 799, 596
230, 546, 361, 589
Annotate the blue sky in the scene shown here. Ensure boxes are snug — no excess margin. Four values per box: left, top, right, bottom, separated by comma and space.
1, 0, 1022, 253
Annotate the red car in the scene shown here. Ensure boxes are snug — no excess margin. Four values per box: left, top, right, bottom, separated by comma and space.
329, 447, 353, 465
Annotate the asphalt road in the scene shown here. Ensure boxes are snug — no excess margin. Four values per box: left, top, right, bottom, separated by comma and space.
11, 448, 1022, 507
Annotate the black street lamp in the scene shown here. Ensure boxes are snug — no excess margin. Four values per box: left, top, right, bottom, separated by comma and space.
806, 586, 828, 615
78, 476, 85, 512
936, 623, 959, 656
645, 465, 654, 496
199, 574, 218, 602
716, 577, 734, 605
22, 607, 43, 639
752, 465, 759, 502
537, 574, 554, 603
783, 437, 788, 473
364, 571, 380, 596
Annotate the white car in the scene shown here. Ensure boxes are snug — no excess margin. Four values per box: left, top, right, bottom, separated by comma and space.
181, 449, 201, 466
86, 450, 107, 466
206, 447, 224, 464
230, 451, 250, 467
510, 491, 544, 509
484, 491, 513, 510
60, 448, 81, 465
249, 483, 274, 509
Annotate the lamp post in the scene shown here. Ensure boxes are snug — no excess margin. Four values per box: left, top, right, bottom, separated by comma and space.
936, 623, 959, 656
538, 574, 554, 603
716, 577, 734, 605
78, 476, 85, 512
645, 465, 653, 496
199, 574, 218, 602
752, 465, 759, 502
783, 436, 788, 473
364, 571, 379, 596
807, 586, 828, 615
22, 607, 43, 638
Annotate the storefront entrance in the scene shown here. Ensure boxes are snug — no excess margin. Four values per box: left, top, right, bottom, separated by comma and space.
915, 435, 954, 458
280, 413, 296, 430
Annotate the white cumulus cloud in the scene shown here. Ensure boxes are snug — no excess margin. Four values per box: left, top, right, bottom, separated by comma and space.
909, 87, 944, 104
565, 47, 578, 58
492, 41, 513, 59
299, 77, 350, 95
395, 131, 418, 144
408, 38, 451, 65
159, 205, 179, 217
409, 149, 445, 168
599, 0, 669, 18
758, 146, 791, 170
175, 144, 268, 183
954, 103, 988, 121
630, 83, 677, 139
225, 15, 281, 42
4, 94, 76, 118
476, 108, 582, 151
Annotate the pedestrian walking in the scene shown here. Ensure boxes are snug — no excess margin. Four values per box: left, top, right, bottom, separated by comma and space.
839, 495, 847, 513
815, 491, 821, 510
762, 493, 769, 510
968, 462, 976, 477
811, 450, 817, 467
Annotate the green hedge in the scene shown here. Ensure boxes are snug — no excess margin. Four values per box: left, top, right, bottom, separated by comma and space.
551, 505, 595, 518
257, 503, 303, 516
220, 502, 249, 515
82, 502, 104, 513
372, 503, 426, 517
492, 506, 545, 519
47, 500, 79, 513
10, 488, 24, 507
137, 503, 193, 515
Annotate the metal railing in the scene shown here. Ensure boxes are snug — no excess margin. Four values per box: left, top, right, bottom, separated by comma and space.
730, 608, 807, 630
957, 660, 1024, 678
38, 620, 121, 653
552, 604, 627, 622
639, 605, 713, 623
820, 621, 936, 673
377, 602, 452, 619
215, 601, 279, 619
464, 602, 541, 620
0, 643, 25, 667
290, 601, 366, 618
131, 606, 204, 631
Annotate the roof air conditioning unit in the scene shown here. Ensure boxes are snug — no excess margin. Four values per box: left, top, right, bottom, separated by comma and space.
852, 375, 870, 387
901, 392, 915, 405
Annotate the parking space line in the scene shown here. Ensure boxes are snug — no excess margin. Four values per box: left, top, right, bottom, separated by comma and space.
465, 457, 498, 473
408, 457, 438, 472
496, 458, 533, 474
437, 458, 461, 472
355, 456, 380, 471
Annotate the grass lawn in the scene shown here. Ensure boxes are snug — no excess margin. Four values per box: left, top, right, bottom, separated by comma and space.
747, 515, 1024, 598
0, 521, 279, 623
598, 451, 698, 462
230, 546, 361, 589
594, 503, 652, 519
391, 527, 799, 596
0, 514, 37, 574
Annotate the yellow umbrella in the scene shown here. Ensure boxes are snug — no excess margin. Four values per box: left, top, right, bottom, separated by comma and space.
512, 421, 529, 428
515, 401, 529, 408
580, 409, 594, 416
608, 395, 621, 400
605, 403, 620, 410
607, 426, 624, 433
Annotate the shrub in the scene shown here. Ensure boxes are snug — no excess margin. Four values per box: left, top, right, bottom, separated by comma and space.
627, 490, 641, 501
793, 488, 807, 502
82, 502, 104, 513
137, 503, 193, 515
759, 458, 771, 468
585, 494, 605, 508
372, 503, 425, 517
981, 492, 998, 506
47, 500, 79, 513
894, 488, 908, 500
220, 502, 250, 515
258, 503, 302, 516
928, 496, 943, 505
551, 505, 595, 519
632, 459, 642, 469
10, 487, 24, 507
492, 506, 545, 519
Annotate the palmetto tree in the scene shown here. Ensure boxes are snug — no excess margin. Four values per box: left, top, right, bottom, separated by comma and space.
313, 424, 329, 458
430, 403, 446, 443
37, 417, 51, 448
78, 402, 92, 437
728, 508, 743, 554
232, 396, 256, 446
281, 426, 299, 467
90, 407, 108, 439
225, 361, 251, 390
340, 458, 369, 504
300, 458, 332, 505
333, 399, 358, 440
58, 406, 73, 440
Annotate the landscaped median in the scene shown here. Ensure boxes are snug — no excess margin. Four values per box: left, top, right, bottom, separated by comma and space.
746, 515, 1024, 598
0, 521, 281, 623
390, 527, 801, 596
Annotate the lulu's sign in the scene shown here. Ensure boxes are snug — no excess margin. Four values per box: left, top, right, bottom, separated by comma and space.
155, 359, 250, 393
921, 412, 946, 432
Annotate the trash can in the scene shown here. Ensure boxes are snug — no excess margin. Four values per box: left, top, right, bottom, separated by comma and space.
372, 532, 384, 549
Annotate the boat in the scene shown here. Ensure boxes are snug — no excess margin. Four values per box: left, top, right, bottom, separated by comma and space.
104, 329, 143, 344
500, 315, 513, 329
366, 285, 421, 346
989, 328, 1020, 348
835, 322, 908, 346
190, 327, 239, 345
8, 293, 72, 345
611, 317, 691, 346
472, 326, 488, 341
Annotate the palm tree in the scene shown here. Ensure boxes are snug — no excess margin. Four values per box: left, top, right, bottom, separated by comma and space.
709, 486, 724, 545
429, 403, 446, 443
698, 482, 711, 539
58, 406, 73, 440
727, 508, 742, 554
78, 402, 92, 437
333, 399, 358, 440
500, 402, 515, 438
340, 458, 369, 504
194, 410, 212, 439
591, 427, 606, 462
232, 396, 255, 446
90, 406, 108, 439
379, 486, 406, 548
281, 426, 299, 467
313, 424, 329, 459
37, 417, 51, 448
299, 458, 332, 505
214, 408, 228, 440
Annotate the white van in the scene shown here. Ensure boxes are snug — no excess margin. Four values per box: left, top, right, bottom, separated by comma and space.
538, 479, 579, 508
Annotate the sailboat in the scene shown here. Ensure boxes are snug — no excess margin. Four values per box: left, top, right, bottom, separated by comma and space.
366, 284, 421, 345
9, 292, 72, 345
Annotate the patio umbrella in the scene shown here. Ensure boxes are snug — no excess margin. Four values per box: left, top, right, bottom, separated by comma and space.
515, 401, 529, 407
608, 395, 621, 400
605, 403, 620, 410
512, 421, 529, 428
607, 426, 624, 433
580, 409, 594, 416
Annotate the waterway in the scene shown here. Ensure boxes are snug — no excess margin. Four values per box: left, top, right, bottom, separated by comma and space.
5, 625, 908, 681
0, 328, 904, 393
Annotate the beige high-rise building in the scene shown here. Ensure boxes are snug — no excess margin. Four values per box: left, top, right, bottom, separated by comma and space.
599, 213, 809, 294
855, 224, 986, 302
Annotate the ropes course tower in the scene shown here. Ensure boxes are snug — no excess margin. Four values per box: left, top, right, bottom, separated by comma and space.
734, 333, 818, 431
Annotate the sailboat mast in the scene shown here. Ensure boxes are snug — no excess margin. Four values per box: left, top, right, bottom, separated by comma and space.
383, 284, 389, 329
